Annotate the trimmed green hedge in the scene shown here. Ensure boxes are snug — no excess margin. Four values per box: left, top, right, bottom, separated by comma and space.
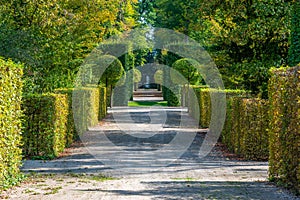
222, 97, 269, 160
22, 93, 68, 159
98, 86, 107, 120
199, 89, 211, 128
187, 85, 205, 121
72, 87, 99, 135
166, 86, 181, 107
55, 86, 106, 145
268, 66, 300, 194
191, 88, 247, 128
55, 88, 77, 147
241, 98, 269, 160
0, 58, 23, 189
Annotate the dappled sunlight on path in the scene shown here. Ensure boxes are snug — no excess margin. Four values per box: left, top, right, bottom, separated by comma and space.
8, 107, 298, 199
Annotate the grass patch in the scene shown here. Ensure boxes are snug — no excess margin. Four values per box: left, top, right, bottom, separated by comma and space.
65, 173, 117, 182
43, 186, 62, 195
78, 179, 90, 183
24, 189, 35, 194
35, 184, 48, 187
87, 174, 117, 182
171, 177, 197, 181
128, 101, 167, 107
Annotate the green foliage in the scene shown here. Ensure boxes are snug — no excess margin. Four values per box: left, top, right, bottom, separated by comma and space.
153, 0, 291, 95
187, 86, 203, 121
22, 93, 68, 159
98, 87, 107, 120
99, 56, 125, 88
166, 85, 181, 107
54, 88, 77, 147
288, 1, 300, 66
154, 0, 201, 35
128, 101, 167, 107
154, 70, 163, 85
0, 58, 23, 190
197, 88, 248, 128
154, 69, 163, 91
222, 97, 269, 160
0, 0, 139, 93
133, 68, 142, 91
205, 0, 290, 94
221, 60, 272, 98
95, 42, 135, 106
72, 88, 99, 135
159, 45, 182, 106
198, 89, 211, 128
172, 58, 201, 85
55, 86, 106, 145
268, 66, 300, 194
138, 0, 156, 25
133, 68, 142, 83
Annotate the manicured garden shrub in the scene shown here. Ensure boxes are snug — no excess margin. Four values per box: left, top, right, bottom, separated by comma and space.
221, 97, 269, 160
221, 97, 242, 153
199, 89, 211, 128
240, 98, 269, 160
55, 86, 106, 145
97, 42, 134, 106
0, 58, 23, 189
22, 93, 68, 159
193, 88, 269, 160
160, 45, 182, 107
55, 88, 77, 147
187, 85, 205, 121
198, 88, 247, 128
72, 87, 99, 135
166, 86, 181, 107
98, 86, 107, 120
268, 66, 300, 194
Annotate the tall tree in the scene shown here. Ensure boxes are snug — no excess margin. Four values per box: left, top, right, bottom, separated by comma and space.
0, 0, 139, 93
288, 0, 300, 66
153, 0, 291, 96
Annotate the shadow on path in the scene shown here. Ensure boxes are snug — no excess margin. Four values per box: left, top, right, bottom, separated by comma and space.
18, 107, 298, 200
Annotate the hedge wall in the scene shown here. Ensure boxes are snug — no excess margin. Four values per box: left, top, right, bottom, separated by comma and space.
193, 88, 247, 128
55, 88, 77, 147
187, 85, 205, 121
221, 97, 269, 160
199, 89, 211, 128
98, 86, 107, 120
55, 86, 106, 145
22, 93, 68, 159
268, 66, 300, 194
72, 87, 99, 135
0, 59, 23, 189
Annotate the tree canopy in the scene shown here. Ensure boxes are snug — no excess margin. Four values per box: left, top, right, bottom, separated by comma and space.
171, 58, 201, 85
0, 0, 298, 97
288, 0, 300, 66
0, 0, 138, 93
99, 55, 125, 88
152, 0, 292, 96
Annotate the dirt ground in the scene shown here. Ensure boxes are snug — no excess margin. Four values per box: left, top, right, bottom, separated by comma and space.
1, 107, 298, 200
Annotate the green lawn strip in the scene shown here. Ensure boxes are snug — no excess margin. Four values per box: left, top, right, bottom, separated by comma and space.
128, 101, 168, 107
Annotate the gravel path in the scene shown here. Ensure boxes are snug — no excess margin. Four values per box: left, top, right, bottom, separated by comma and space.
2, 107, 298, 199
